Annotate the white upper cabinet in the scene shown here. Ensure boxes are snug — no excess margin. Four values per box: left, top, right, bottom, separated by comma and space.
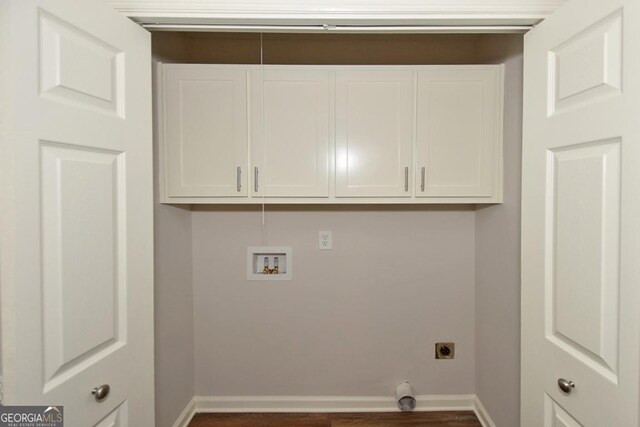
335, 69, 414, 197
159, 64, 503, 204
416, 66, 502, 198
162, 64, 248, 197
252, 68, 331, 197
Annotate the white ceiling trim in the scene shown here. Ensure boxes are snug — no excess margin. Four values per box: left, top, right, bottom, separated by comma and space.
142, 23, 534, 33
107, 0, 567, 26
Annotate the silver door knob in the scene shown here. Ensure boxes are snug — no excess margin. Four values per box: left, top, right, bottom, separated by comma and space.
91, 384, 110, 402
557, 378, 575, 394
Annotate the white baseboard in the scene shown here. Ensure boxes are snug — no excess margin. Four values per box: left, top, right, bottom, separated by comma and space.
473, 395, 497, 427
172, 397, 196, 427
173, 394, 496, 427
193, 394, 477, 413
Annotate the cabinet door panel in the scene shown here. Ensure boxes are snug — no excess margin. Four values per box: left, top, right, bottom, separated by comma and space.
335, 70, 414, 197
252, 69, 330, 197
163, 65, 248, 197
416, 67, 501, 197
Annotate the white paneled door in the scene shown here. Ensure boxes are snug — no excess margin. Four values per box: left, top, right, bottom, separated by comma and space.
335, 69, 414, 197
0, 0, 154, 426
521, 0, 640, 425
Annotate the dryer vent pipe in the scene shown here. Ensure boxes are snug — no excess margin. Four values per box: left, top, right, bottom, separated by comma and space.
395, 381, 416, 411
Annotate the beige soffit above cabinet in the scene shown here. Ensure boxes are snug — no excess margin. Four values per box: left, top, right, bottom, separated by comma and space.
158, 64, 504, 205
107, 0, 567, 27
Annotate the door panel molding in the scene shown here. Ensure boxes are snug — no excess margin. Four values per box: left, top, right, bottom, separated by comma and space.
548, 9, 623, 116
544, 138, 621, 383
39, 9, 125, 117
40, 141, 128, 392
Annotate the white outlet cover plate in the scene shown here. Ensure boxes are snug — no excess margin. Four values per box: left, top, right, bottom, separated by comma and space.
319, 231, 332, 250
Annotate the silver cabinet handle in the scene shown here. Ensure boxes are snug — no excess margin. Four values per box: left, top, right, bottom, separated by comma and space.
421, 166, 426, 192
254, 166, 259, 192
404, 167, 409, 192
557, 378, 575, 394
91, 384, 110, 402
236, 166, 242, 192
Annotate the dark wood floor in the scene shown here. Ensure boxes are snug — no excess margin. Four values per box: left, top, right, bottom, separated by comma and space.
188, 412, 482, 427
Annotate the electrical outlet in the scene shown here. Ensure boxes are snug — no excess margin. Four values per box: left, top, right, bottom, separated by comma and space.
435, 342, 455, 359
319, 231, 332, 250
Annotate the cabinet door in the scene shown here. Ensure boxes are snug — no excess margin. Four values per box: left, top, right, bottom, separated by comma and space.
335, 70, 414, 197
416, 67, 501, 198
163, 65, 248, 197
252, 68, 330, 197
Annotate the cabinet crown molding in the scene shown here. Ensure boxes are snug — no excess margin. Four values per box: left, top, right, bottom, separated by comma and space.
107, 0, 567, 26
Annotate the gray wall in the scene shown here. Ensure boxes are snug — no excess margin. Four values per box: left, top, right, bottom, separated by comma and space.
154, 203, 194, 427
474, 35, 524, 427
151, 33, 524, 426
151, 32, 488, 65
191, 207, 476, 396
152, 58, 195, 427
